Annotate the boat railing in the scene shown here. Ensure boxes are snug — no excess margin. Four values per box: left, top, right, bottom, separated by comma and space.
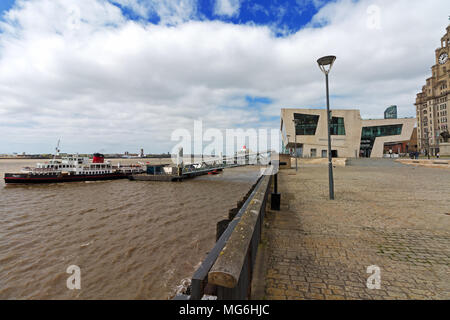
27, 167, 62, 173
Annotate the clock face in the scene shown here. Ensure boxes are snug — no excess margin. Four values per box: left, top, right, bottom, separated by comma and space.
439, 52, 448, 65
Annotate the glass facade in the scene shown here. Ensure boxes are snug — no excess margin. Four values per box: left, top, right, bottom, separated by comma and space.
360, 124, 403, 157
384, 105, 398, 119
361, 124, 403, 138
330, 117, 346, 135
294, 113, 319, 135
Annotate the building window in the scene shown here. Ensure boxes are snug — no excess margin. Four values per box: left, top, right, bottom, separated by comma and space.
310, 149, 317, 157
330, 117, 346, 135
361, 124, 403, 138
360, 124, 403, 157
293, 113, 319, 135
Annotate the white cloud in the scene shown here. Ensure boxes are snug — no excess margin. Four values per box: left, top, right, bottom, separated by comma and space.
148, 0, 197, 25
0, 0, 449, 154
213, 0, 241, 18
111, 0, 198, 25
110, 0, 149, 18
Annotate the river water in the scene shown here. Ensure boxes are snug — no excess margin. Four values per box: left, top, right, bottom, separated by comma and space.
0, 159, 261, 299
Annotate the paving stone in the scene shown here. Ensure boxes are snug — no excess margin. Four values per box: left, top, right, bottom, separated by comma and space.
257, 162, 450, 300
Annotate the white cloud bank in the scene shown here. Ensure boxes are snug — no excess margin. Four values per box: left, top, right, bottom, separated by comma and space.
213, 0, 241, 18
0, 0, 449, 153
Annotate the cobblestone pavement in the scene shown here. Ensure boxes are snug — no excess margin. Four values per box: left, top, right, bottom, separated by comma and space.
259, 159, 450, 300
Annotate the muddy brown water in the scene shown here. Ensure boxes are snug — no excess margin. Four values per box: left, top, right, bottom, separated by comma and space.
0, 159, 261, 299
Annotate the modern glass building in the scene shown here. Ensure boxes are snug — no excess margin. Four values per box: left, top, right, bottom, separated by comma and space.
360, 124, 403, 157
384, 105, 398, 119
281, 108, 417, 158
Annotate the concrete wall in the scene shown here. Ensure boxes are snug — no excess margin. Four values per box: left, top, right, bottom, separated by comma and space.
440, 142, 450, 156
278, 153, 291, 169
362, 118, 416, 158
281, 108, 417, 158
281, 109, 362, 158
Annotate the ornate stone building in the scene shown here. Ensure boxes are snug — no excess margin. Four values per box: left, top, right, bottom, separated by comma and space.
415, 25, 450, 155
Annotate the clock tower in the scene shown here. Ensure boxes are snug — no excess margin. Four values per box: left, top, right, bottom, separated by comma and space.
415, 25, 450, 155
435, 25, 449, 71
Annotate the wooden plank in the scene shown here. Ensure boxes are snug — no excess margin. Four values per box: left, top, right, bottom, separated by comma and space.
207, 175, 270, 288
190, 175, 266, 288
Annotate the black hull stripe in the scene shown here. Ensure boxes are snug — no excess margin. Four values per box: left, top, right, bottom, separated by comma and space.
4, 174, 128, 184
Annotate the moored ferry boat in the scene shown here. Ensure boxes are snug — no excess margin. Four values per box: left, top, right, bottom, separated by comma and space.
4, 153, 144, 184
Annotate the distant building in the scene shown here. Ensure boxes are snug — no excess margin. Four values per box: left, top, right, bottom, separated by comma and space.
415, 24, 450, 155
140, 148, 144, 157
281, 108, 416, 158
384, 105, 397, 119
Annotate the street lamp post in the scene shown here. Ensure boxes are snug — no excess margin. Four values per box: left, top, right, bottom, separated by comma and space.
295, 132, 298, 172
422, 136, 431, 159
317, 55, 336, 200
292, 120, 298, 172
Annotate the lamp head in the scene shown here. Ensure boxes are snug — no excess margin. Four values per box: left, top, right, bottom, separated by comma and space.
317, 55, 336, 75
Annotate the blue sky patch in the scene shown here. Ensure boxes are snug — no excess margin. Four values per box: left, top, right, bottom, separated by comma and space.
0, 0, 335, 36
245, 95, 272, 105
0, 0, 14, 14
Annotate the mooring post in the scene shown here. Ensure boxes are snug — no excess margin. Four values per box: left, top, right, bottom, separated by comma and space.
274, 172, 278, 193
271, 172, 280, 211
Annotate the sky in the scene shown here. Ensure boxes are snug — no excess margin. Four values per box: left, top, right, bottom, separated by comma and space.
0, 0, 449, 154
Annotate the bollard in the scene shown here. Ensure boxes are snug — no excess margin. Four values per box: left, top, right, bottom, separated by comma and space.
271, 173, 281, 211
